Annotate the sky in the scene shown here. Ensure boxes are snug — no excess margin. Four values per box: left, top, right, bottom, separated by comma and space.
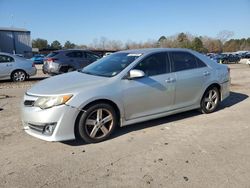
0, 0, 249, 45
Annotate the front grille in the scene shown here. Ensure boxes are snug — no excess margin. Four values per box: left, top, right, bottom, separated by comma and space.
28, 123, 45, 133
24, 100, 35, 107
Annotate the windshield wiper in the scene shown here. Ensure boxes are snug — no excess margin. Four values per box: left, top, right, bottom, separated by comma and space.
78, 70, 93, 75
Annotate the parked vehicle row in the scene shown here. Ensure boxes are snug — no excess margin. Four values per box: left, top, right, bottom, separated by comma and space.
207, 52, 250, 64
0, 49, 102, 82
21, 48, 230, 143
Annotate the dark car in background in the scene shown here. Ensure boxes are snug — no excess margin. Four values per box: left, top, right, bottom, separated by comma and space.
211, 54, 240, 64
222, 54, 240, 64
42, 49, 101, 75
241, 53, 250, 59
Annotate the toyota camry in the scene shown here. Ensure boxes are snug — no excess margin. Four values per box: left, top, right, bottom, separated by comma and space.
21, 48, 230, 143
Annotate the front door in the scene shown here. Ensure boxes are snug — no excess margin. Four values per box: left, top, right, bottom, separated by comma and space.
0, 55, 14, 79
121, 52, 176, 120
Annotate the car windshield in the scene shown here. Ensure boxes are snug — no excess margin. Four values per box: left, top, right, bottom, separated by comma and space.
80, 52, 142, 77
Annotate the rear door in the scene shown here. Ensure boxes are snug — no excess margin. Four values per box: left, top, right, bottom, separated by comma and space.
170, 51, 209, 109
65, 51, 87, 69
0, 55, 14, 78
122, 52, 176, 120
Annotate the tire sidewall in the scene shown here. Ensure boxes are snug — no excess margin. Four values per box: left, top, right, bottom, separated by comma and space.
77, 103, 118, 143
201, 87, 219, 114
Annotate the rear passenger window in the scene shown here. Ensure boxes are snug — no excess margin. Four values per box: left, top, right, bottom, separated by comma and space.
85, 52, 99, 61
171, 52, 197, 72
0, 55, 14, 63
134, 52, 170, 76
66, 51, 83, 58
196, 57, 207, 68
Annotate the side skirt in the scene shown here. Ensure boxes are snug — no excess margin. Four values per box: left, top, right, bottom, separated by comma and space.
120, 104, 200, 127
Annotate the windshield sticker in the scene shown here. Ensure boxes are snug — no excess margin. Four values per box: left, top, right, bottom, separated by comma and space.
127, 53, 142, 57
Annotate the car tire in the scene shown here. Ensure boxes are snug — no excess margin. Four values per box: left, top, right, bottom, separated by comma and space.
76, 103, 118, 143
11, 70, 27, 82
200, 87, 220, 114
68, 67, 75, 72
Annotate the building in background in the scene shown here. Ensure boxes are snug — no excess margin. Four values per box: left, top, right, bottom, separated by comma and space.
0, 27, 32, 57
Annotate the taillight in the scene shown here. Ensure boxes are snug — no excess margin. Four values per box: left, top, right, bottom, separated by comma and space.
32, 62, 35, 67
46, 58, 57, 63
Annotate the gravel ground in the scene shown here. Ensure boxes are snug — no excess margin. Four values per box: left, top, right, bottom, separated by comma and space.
0, 64, 250, 188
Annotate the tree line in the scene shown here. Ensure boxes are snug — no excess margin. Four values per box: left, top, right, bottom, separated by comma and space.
32, 32, 250, 53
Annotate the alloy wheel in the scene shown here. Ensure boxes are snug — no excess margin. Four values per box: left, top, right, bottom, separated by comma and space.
13, 71, 26, 82
85, 108, 114, 139
204, 89, 219, 111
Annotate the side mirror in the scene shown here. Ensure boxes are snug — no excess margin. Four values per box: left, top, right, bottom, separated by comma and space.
127, 69, 145, 79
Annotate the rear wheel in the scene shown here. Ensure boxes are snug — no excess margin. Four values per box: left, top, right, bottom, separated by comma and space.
200, 87, 220, 114
11, 70, 26, 82
76, 103, 118, 143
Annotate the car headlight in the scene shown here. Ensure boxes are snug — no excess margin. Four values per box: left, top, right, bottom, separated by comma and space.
34, 95, 72, 109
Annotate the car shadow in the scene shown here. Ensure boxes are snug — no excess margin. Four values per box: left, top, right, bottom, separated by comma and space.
28, 77, 49, 81
218, 91, 248, 110
62, 91, 248, 146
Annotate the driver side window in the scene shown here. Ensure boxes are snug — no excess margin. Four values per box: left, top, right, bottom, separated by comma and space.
134, 52, 169, 76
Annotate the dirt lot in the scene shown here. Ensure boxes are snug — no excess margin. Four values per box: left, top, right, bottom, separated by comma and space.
0, 64, 250, 188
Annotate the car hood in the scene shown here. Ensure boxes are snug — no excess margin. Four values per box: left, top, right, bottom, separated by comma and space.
27, 71, 110, 96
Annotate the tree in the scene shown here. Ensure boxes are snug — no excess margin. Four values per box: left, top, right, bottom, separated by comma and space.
100, 37, 108, 49
158, 36, 166, 42
177, 33, 191, 48
64, 41, 76, 49
217, 30, 234, 44
191, 37, 206, 52
107, 40, 123, 50
203, 39, 223, 53
76, 44, 88, 49
158, 36, 167, 47
32, 38, 48, 50
50, 40, 62, 49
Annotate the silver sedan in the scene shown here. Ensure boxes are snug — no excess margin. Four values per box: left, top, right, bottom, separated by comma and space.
21, 48, 230, 143
0, 52, 37, 82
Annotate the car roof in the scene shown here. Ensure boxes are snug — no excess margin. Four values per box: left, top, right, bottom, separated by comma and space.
52, 49, 91, 53
0, 52, 14, 56
118, 48, 196, 54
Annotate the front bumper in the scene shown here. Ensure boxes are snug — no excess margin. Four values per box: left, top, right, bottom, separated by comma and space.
221, 80, 230, 101
42, 62, 60, 75
21, 94, 79, 141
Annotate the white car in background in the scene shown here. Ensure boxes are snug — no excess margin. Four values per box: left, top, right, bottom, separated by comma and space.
246, 59, 250, 66
0, 52, 37, 82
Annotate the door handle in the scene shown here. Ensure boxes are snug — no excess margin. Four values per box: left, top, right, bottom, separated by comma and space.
165, 78, 176, 83
203, 71, 210, 76
6, 64, 12, 67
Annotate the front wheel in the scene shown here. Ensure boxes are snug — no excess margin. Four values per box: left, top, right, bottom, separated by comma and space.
200, 87, 220, 114
76, 103, 118, 143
